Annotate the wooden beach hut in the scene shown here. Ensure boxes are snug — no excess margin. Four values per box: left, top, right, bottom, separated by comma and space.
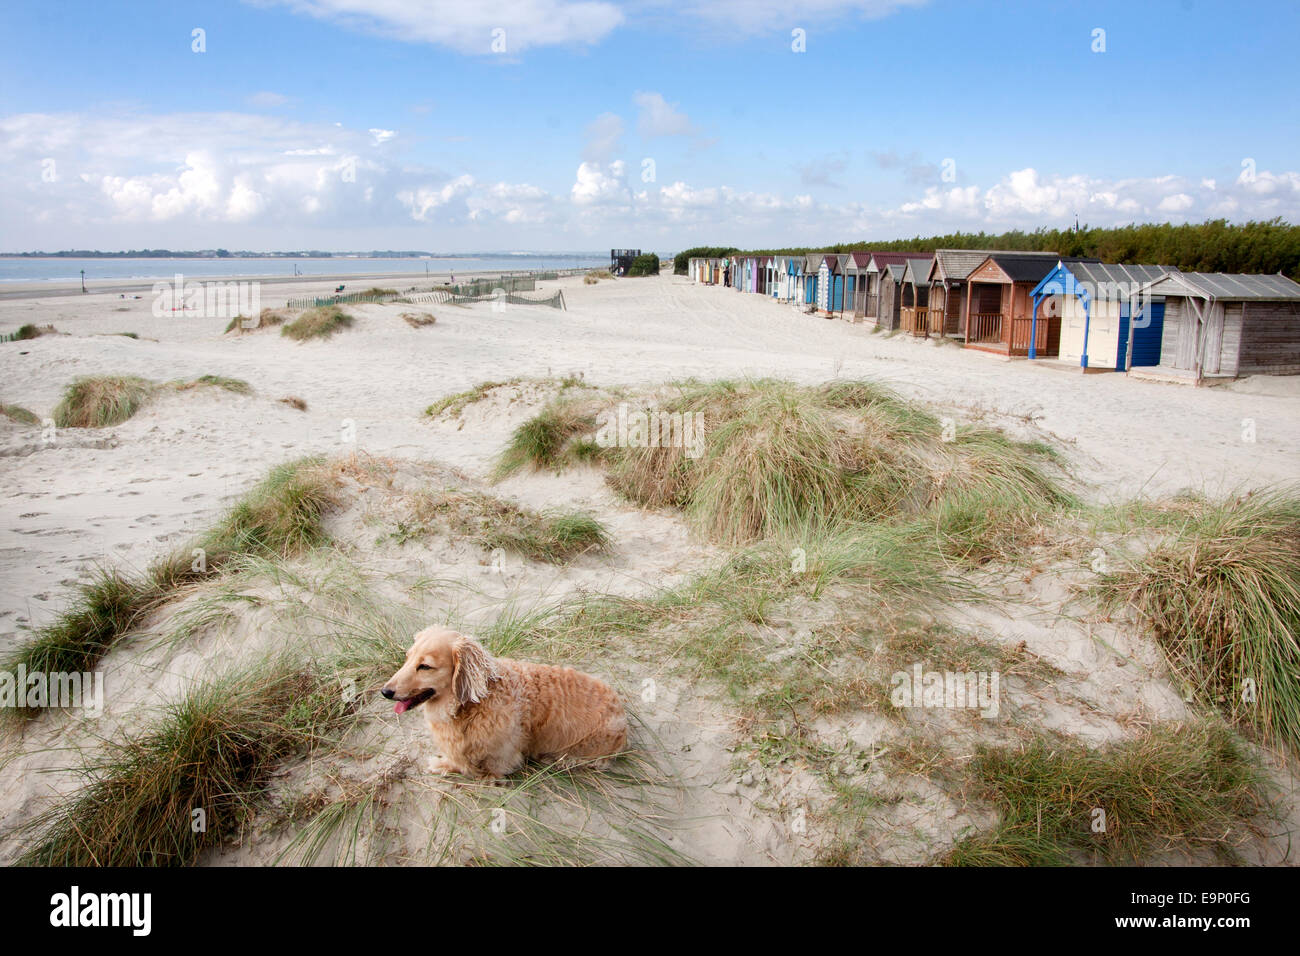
844, 253, 874, 320
961, 253, 1096, 356
1134, 272, 1300, 381
877, 263, 906, 330
799, 254, 818, 308
898, 255, 936, 335
927, 249, 1059, 339
1031, 262, 1171, 369
784, 255, 802, 302
816, 254, 850, 316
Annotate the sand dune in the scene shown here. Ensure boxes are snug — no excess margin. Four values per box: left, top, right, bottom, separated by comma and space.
1, 273, 1297, 865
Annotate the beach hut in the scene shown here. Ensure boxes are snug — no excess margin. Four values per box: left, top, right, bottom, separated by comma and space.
766, 257, 783, 298
816, 256, 832, 312
844, 253, 874, 320
1030, 262, 1171, 369
736, 256, 753, 291
802, 254, 821, 308
1133, 272, 1300, 381
853, 254, 925, 324
769, 255, 792, 300
739, 255, 769, 294
898, 256, 936, 334
816, 254, 850, 316
876, 263, 907, 330
959, 253, 1097, 355
927, 249, 1059, 339
785, 255, 802, 301
963, 253, 1086, 355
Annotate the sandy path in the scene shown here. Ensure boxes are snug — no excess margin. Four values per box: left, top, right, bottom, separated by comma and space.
2, 273, 1297, 643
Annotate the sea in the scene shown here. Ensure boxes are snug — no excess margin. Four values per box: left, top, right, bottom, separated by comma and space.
0, 254, 610, 283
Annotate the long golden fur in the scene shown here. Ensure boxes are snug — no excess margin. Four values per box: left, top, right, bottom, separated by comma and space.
381, 627, 627, 779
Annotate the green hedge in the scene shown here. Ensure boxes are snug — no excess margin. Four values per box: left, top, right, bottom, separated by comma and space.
672, 246, 740, 275
627, 253, 660, 277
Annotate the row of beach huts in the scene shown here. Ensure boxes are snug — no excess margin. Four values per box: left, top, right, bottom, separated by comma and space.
685, 250, 1300, 380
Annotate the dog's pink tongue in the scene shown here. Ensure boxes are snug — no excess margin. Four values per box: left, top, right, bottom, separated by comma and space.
394, 699, 412, 715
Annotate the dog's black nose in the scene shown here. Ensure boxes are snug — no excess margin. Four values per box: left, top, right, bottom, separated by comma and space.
381, 687, 395, 699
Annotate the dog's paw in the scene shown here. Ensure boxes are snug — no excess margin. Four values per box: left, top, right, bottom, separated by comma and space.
428, 756, 457, 775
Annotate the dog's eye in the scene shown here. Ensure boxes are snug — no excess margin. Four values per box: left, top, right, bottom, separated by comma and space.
417, 664, 433, 671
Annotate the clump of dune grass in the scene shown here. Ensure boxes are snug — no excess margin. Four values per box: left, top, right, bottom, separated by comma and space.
943, 723, 1269, 866
278, 742, 686, 866
359, 286, 398, 297
279, 395, 307, 411
224, 307, 292, 334
584, 274, 599, 285
585, 378, 1070, 547
2, 459, 339, 722
494, 397, 603, 478
1, 403, 40, 425
1, 569, 159, 691
407, 489, 610, 563
1096, 488, 1300, 753
52, 375, 154, 428
188, 458, 338, 569
173, 374, 252, 394
1, 323, 55, 343
281, 305, 353, 341
401, 311, 436, 328
424, 381, 514, 419
589, 269, 612, 280
18, 657, 361, 866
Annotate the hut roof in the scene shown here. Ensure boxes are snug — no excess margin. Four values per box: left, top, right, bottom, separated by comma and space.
980, 253, 1093, 283
930, 248, 1060, 283
1140, 272, 1300, 301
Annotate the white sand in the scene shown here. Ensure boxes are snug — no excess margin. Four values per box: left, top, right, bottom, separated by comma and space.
3, 273, 1296, 638
1, 272, 1297, 865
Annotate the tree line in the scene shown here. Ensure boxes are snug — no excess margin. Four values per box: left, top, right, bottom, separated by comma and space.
674, 219, 1300, 279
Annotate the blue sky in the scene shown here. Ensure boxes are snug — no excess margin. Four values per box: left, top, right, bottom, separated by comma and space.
1, 0, 1297, 252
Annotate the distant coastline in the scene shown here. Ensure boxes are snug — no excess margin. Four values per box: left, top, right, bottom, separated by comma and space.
0, 250, 606, 259
0, 253, 610, 285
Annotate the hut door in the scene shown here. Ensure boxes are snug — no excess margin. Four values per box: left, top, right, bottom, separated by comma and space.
1202, 302, 1224, 375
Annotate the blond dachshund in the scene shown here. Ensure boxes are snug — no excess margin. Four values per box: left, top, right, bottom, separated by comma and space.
382, 627, 627, 779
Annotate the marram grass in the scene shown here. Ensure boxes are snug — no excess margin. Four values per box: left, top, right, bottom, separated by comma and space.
407, 488, 610, 563
52, 376, 154, 428
1096, 488, 1300, 753
0, 403, 40, 425
281, 305, 353, 341
943, 723, 1269, 866
18, 656, 362, 866
503, 378, 1072, 547
1, 458, 339, 722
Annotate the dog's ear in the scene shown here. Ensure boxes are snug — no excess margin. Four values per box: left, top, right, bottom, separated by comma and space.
452, 635, 499, 707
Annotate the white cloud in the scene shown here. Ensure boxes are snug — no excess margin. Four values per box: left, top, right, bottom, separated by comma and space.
634, 92, 699, 139
681, 0, 928, 35
247, 91, 291, 108
5, 107, 1299, 251
571, 160, 629, 205
397, 174, 475, 221
265, 0, 624, 54
582, 113, 624, 163
369, 128, 396, 145
881, 166, 1300, 231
